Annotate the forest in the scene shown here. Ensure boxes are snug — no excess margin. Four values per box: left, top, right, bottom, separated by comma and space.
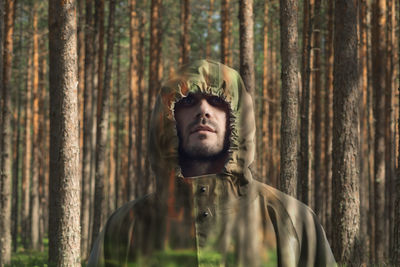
0, 0, 399, 266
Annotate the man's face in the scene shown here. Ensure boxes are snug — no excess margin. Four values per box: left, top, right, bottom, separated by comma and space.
174, 93, 230, 159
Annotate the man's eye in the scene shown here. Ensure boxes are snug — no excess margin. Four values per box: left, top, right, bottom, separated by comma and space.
208, 96, 225, 106
179, 96, 195, 106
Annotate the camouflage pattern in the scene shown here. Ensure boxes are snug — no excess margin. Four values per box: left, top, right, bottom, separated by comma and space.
88, 60, 336, 267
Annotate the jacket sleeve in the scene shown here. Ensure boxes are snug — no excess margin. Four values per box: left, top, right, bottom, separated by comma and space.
265, 185, 336, 267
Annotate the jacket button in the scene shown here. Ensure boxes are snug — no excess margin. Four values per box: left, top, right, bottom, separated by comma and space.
202, 211, 209, 217
200, 187, 206, 193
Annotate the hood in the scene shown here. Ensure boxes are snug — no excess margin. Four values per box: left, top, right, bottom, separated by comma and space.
149, 59, 256, 188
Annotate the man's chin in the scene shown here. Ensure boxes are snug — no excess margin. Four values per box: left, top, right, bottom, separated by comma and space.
181, 146, 225, 161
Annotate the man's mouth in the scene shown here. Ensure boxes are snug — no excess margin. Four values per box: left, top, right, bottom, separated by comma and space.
190, 125, 216, 134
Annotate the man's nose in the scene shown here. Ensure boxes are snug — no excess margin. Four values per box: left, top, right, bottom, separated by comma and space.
196, 99, 211, 119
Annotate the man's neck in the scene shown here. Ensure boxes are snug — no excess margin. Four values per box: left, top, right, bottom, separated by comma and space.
179, 154, 228, 177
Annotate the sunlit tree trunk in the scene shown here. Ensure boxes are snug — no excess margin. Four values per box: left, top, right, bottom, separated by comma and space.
261, 1, 269, 181
180, 0, 190, 64
221, 0, 231, 65
0, 0, 16, 264
30, 3, 40, 250
279, 0, 298, 197
48, 0, 81, 264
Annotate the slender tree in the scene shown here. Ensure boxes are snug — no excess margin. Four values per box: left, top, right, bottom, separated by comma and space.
394, 1, 400, 264
128, 0, 139, 200
206, 0, 214, 59
0, 0, 16, 264
324, 0, 334, 242
261, 0, 269, 180
21, 44, 32, 249
30, 3, 40, 249
81, 0, 94, 259
48, 0, 81, 264
313, 0, 323, 220
298, 0, 313, 204
279, 0, 298, 196
91, 0, 116, 248
372, 0, 386, 262
180, 0, 190, 64
332, 0, 361, 264
221, 0, 231, 66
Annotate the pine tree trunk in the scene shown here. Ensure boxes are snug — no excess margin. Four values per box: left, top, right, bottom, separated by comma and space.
180, 0, 190, 64
221, 0, 231, 65
323, 0, 334, 243
279, 0, 298, 196
0, 0, 16, 264
331, 0, 361, 265
394, 1, 400, 264
48, 0, 81, 265
78, 0, 85, 170
298, 0, 313, 204
372, 0, 386, 263
261, 1, 269, 181
81, 0, 94, 259
385, 0, 395, 260
136, 9, 146, 196
313, 0, 323, 219
92, 0, 116, 249
206, 0, 214, 59
128, 0, 139, 200
21, 45, 32, 249
146, 0, 162, 182
30, 4, 40, 250
11, 97, 21, 251
12, 5, 23, 252
114, 34, 121, 208
359, 0, 369, 263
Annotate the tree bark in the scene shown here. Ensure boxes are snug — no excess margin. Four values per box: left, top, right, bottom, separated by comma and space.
91, 0, 116, 248
128, 0, 139, 201
239, 0, 254, 95
324, 0, 334, 243
313, 0, 323, 220
331, 0, 361, 265
371, 0, 386, 263
0, 0, 16, 264
298, 0, 313, 205
48, 0, 81, 265
180, 0, 190, 64
81, 0, 94, 259
221, 0, 231, 66
279, 0, 298, 197
30, 3, 40, 250
261, 1, 269, 180
206, 0, 214, 59
359, 0, 369, 263
394, 1, 400, 264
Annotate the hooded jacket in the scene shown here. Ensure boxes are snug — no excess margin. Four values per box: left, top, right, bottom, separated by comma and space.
88, 60, 336, 267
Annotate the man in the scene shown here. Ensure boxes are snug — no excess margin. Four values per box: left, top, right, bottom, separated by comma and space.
88, 60, 336, 266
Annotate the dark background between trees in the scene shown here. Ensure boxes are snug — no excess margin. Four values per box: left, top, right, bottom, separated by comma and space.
0, 0, 399, 266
